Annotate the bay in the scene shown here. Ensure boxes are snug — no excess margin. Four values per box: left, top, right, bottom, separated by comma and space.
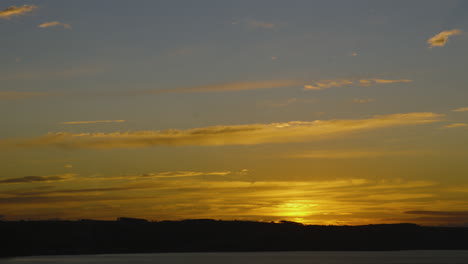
2, 251, 468, 264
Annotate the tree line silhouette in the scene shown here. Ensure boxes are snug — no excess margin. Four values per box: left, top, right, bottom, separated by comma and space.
1, 218, 468, 257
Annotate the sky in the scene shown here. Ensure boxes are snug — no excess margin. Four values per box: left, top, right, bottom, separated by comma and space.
1, 0, 468, 226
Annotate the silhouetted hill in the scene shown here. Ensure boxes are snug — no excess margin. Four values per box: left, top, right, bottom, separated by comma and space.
1, 219, 468, 257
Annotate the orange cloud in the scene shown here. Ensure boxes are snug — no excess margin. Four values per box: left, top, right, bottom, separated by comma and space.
443, 123, 467, 128
452, 107, 468, 112
291, 149, 427, 159
61, 120, 126, 125
4, 112, 443, 149
152, 80, 302, 94
427, 29, 462, 48
0, 174, 76, 184
38, 21, 72, 29
245, 19, 275, 29
304, 78, 412, 90
0, 5, 37, 19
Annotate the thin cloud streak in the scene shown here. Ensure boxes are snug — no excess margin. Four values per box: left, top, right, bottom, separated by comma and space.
85, 171, 235, 181
427, 29, 462, 48
0, 5, 37, 19
353, 98, 375, 104
0, 66, 106, 81
0, 91, 50, 100
3, 112, 443, 149
291, 149, 428, 159
245, 19, 275, 29
38, 21, 71, 29
452, 107, 468, 112
143, 77, 412, 95
149, 80, 303, 94
61, 120, 126, 125
0, 174, 76, 184
444, 123, 467, 128
304, 78, 412, 90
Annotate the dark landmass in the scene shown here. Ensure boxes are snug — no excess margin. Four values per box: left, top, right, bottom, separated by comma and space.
2, 218, 468, 257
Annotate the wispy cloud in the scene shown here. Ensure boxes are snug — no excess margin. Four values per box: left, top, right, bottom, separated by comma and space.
137, 171, 232, 179
38, 21, 71, 29
262, 97, 317, 107
304, 80, 353, 90
0, 91, 49, 100
98, 171, 235, 181
353, 98, 375, 104
0, 174, 75, 184
405, 210, 468, 217
427, 29, 462, 48
151, 80, 303, 94
370, 79, 413, 84
140, 78, 411, 95
291, 149, 427, 159
61, 120, 126, 125
452, 107, 468, 112
0, 66, 106, 81
1, 177, 442, 224
403, 210, 468, 225
444, 123, 467, 128
4, 112, 442, 149
0, 5, 37, 19
245, 19, 275, 29
304, 78, 412, 90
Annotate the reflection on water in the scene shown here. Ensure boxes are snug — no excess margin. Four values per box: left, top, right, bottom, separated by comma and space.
2, 251, 468, 264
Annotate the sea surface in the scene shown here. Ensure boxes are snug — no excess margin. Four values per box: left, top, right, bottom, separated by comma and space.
2, 251, 468, 264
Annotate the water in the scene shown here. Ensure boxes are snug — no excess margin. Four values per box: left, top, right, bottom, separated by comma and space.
2, 251, 468, 264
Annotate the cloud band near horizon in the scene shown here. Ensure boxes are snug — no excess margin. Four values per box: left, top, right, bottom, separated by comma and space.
1, 112, 443, 149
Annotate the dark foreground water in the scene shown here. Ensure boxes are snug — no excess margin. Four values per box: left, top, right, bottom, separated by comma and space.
2, 251, 468, 264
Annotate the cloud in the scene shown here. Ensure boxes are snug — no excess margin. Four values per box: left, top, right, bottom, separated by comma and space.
61, 120, 126, 125
444, 123, 467, 128
1, 177, 441, 224
304, 78, 412, 90
38, 21, 71, 29
4, 112, 443, 149
261, 98, 317, 108
353, 98, 375, 104
304, 80, 353, 90
245, 19, 275, 29
0, 91, 49, 100
452, 107, 468, 112
427, 29, 462, 48
0, 174, 75, 184
0, 66, 106, 81
291, 150, 428, 159
87, 171, 235, 181
263, 98, 298, 107
137, 171, 232, 179
0, 5, 37, 19
140, 78, 411, 95
370, 79, 413, 84
403, 211, 468, 225
152, 80, 303, 94
405, 210, 468, 217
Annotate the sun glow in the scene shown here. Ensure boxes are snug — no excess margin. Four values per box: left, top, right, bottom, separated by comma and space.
276, 200, 318, 218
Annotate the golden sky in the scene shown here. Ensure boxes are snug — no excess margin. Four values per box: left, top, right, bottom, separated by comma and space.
1, 0, 468, 226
